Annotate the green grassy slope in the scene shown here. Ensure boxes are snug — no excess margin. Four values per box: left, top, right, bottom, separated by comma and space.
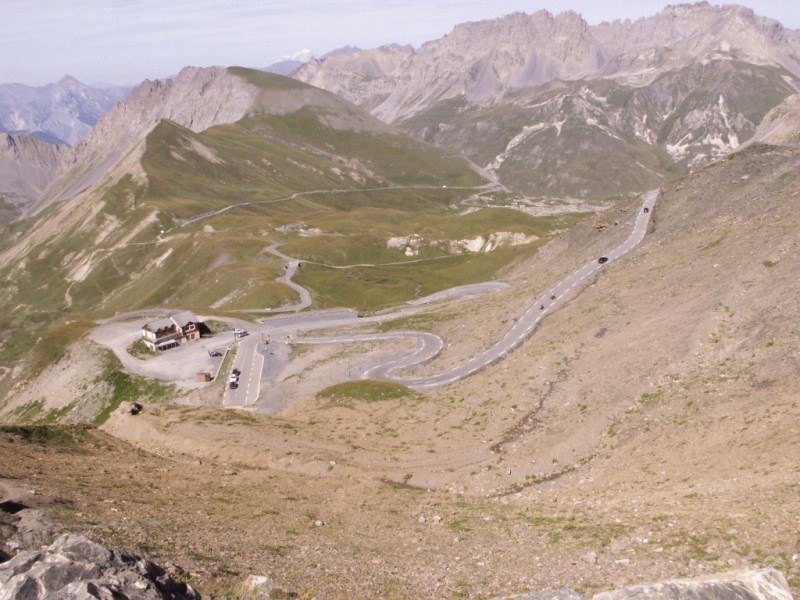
0, 68, 582, 381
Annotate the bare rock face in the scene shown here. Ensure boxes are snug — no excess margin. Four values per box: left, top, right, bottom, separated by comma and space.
0, 76, 130, 147
298, 44, 415, 113
593, 3, 800, 83
591, 568, 792, 600
294, 3, 800, 124
294, 3, 800, 197
0, 532, 200, 599
25, 65, 394, 218
751, 93, 800, 146
498, 568, 792, 600
0, 133, 70, 219
295, 10, 606, 122
30, 66, 264, 214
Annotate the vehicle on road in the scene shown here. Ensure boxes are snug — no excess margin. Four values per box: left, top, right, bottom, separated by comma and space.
229, 381, 238, 389
234, 328, 248, 337
598, 256, 609, 264
209, 350, 222, 357
550, 295, 556, 300
644, 207, 650, 213
232, 368, 240, 375
229, 373, 239, 383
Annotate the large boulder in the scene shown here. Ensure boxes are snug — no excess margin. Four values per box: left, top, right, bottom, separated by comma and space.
499, 569, 793, 600
0, 532, 200, 599
591, 568, 792, 600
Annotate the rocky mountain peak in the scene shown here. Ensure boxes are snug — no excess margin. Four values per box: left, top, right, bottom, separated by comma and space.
294, 8, 606, 123
0, 133, 69, 220
295, 2, 800, 126
24, 66, 398, 217
29, 66, 264, 215
0, 532, 200, 599
0, 77, 130, 147
593, 2, 800, 82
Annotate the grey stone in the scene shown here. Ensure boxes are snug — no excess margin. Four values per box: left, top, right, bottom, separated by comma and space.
591, 568, 792, 600
0, 533, 200, 600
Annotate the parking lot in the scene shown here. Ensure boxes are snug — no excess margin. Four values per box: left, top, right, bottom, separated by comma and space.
89, 316, 253, 389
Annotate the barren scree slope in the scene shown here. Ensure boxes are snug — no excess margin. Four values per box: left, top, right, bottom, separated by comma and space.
1, 143, 798, 598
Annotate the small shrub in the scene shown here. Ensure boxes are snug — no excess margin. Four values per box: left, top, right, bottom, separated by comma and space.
127, 339, 157, 359
316, 380, 414, 404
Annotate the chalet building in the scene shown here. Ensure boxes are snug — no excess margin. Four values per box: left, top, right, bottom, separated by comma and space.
141, 310, 202, 351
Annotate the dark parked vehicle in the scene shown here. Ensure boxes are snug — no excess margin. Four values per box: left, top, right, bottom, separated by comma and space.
644, 207, 650, 213
598, 256, 609, 264
232, 368, 240, 376
229, 381, 238, 389
550, 295, 556, 300
209, 350, 222, 357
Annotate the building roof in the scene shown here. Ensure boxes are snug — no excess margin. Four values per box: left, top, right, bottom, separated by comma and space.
143, 310, 201, 332
170, 310, 200, 328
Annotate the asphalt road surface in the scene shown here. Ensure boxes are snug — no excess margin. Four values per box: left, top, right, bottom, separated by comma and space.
291, 189, 659, 392
97, 190, 657, 406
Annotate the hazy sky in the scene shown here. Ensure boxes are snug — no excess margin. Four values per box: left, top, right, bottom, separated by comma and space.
3, 0, 798, 86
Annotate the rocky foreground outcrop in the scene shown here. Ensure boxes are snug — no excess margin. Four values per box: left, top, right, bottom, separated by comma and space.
0, 533, 199, 599
503, 568, 793, 599
0, 530, 794, 599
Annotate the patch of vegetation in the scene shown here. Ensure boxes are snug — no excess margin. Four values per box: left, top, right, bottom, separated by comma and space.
92, 351, 176, 425
227, 66, 309, 91
127, 338, 157, 359
699, 231, 729, 252
41, 402, 77, 424
10, 399, 45, 422
27, 320, 95, 377
202, 320, 232, 335
295, 244, 535, 312
317, 380, 415, 404
0, 424, 92, 448
377, 311, 459, 333
762, 260, 778, 268
448, 516, 471, 533
191, 407, 261, 427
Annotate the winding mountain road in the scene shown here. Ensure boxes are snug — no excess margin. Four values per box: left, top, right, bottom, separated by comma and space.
292, 189, 659, 392
265, 244, 312, 312
217, 188, 658, 406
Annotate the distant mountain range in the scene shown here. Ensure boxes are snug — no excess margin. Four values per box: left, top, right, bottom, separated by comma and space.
0, 76, 130, 146
3, 1, 800, 221
0, 66, 482, 328
294, 3, 800, 197
262, 46, 360, 76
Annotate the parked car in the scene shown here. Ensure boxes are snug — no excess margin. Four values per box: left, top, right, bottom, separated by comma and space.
209, 350, 222, 357
229, 373, 239, 383
644, 207, 650, 213
598, 256, 609, 264
232, 368, 240, 376
229, 381, 238, 390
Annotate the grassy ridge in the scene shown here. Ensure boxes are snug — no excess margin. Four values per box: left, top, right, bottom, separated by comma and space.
0, 72, 573, 382
294, 245, 539, 312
